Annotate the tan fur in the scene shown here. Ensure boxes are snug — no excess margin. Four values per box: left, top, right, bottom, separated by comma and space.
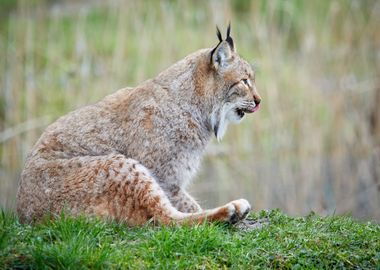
17, 27, 261, 225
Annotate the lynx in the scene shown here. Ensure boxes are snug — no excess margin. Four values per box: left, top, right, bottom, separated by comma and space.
17, 25, 262, 225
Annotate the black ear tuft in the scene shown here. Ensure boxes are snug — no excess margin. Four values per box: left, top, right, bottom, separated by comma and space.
225, 23, 234, 50
226, 22, 231, 38
216, 26, 223, 42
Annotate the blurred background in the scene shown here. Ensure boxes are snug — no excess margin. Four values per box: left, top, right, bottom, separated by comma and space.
1, 0, 379, 220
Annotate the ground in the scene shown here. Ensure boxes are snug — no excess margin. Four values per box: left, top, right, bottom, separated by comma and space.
0, 209, 379, 269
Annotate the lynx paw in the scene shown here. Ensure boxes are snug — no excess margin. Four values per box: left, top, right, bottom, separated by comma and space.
225, 199, 251, 224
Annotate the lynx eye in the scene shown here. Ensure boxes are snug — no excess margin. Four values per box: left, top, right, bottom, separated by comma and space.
242, 79, 250, 87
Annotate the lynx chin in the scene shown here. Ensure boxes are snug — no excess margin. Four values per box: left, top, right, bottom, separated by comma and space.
17, 25, 262, 225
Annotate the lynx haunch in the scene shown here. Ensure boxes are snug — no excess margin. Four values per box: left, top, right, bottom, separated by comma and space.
17, 25, 262, 225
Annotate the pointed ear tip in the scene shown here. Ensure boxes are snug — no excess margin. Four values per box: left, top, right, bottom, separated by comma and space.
226, 22, 232, 37
216, 25, 223, 42
216, 25, 221, 33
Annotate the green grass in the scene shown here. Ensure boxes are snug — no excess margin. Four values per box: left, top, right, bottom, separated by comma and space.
0, 210, 379, 269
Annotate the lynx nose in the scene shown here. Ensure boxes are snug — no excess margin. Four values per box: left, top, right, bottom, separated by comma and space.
254, 94, 261, 105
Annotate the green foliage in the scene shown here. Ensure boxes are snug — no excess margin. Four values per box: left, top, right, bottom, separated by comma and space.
0, 210, 378, 269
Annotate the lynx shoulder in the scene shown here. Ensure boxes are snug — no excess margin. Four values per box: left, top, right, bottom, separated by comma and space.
17, 25, 261, 225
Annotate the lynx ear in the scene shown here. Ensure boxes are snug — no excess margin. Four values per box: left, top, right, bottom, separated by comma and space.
211, 42, 233, 69
211, 24, 235, 69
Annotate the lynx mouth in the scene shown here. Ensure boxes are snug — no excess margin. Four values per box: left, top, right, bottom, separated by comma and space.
236, 108, 245, 118
235, 104, 260, 118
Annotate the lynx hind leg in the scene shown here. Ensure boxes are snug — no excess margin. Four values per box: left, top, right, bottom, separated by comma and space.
67, 155, 250, 225
86, 158, 184, 226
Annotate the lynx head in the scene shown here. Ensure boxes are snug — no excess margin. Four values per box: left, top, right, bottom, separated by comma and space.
208, 24, 261, 141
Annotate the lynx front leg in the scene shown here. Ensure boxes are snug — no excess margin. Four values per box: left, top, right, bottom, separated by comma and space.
185, 199, 251, 224
167, 185, 202, 213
